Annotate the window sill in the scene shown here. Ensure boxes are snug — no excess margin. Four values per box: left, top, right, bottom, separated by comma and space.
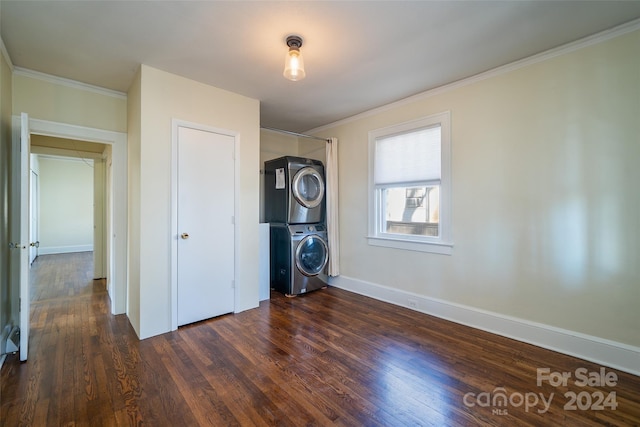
367, 235, 453, 255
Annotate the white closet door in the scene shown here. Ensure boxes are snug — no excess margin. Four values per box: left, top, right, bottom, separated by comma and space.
177, 126, 234, 326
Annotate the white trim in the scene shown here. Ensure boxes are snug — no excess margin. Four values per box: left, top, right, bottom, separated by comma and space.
0, 36, 14, 71
25, 117, 128, 315
29, 118, 125, 144
329, 275, 640, 377
366, 236, 453, 255
170, 119, 240, 331
38, 245, 93, 255
306, 18, 640, 135
13, 67, 127, 100
31, 147, 104, 160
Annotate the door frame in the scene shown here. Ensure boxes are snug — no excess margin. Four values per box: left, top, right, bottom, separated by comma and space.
15, 117, 128, 315
170, 119, 239, 331
29, 166, 39, 265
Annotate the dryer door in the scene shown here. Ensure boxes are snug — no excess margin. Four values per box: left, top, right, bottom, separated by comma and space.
292, 167, 325, 209
295, 235, 329, 276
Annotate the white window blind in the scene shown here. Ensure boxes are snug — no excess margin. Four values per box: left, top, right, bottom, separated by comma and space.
374, 125, 441, 185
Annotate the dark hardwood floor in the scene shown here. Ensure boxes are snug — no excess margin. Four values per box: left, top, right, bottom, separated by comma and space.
1, 253, 639, 426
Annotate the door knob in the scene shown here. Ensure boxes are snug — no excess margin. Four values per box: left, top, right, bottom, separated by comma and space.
181, 233, 190, 240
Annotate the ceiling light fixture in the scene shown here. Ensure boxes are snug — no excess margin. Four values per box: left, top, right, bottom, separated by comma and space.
283, 35, 306, 81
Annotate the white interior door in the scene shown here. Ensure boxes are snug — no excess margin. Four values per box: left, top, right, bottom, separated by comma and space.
10, 113, 31, 362
20, 113, 30, 361
177, 126, 235, 326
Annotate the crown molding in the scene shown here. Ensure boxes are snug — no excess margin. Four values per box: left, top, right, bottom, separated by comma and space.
307, 18, 640, 135
13, 67, 127, 100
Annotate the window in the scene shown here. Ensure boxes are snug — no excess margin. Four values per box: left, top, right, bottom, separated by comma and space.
368, 111, 452, 254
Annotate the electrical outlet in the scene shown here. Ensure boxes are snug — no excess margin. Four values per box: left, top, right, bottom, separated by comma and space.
407, 299, 418, 309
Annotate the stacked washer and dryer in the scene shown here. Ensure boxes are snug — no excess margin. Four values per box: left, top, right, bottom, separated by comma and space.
264, 156, 329, 296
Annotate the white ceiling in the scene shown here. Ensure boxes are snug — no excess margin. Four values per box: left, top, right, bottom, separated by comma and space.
2, 1, 640, 132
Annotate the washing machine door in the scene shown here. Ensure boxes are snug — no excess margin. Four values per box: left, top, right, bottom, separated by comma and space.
292, 167, 325, 209
295, 235, 329, 276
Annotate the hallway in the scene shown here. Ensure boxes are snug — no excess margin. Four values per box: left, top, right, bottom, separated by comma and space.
30, 252, 102, 302
2, 253, 139, 425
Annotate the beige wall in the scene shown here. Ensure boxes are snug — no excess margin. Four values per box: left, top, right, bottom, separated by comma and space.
12, 71, 127, 133
314, 30, 640, 347
37, 156, 94, 254
260, 128, 299, 161
298, 138, 325, 162
129, 65, 260, 339
0, 43, 14, 353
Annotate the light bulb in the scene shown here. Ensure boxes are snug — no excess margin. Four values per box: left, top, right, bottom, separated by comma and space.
283, 37, 306, 81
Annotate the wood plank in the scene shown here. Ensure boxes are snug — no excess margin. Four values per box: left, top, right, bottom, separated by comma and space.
1, 252, 639, 426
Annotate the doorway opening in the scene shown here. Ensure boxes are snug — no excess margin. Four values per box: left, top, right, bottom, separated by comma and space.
20, 118, 128, 317
30, 135, 108, 280
11, 116, 127, 362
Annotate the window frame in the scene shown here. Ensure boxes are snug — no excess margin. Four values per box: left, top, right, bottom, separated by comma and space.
367, 111, 453, 255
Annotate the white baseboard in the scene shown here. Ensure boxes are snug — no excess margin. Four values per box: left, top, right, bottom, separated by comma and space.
38, 245, 93, 255
329, 275, 640, 376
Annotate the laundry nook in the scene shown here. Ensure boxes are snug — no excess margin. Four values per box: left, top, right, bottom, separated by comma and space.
264, 156, 328, 296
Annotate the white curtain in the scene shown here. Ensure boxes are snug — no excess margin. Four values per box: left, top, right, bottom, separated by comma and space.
326, 137, 340, 276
